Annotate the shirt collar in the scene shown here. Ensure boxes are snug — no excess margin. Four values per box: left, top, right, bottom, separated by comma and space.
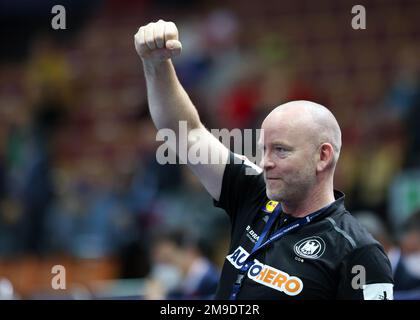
281, 189, 346, 222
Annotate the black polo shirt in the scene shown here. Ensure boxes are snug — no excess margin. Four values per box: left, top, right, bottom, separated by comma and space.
213, 152, 394, 300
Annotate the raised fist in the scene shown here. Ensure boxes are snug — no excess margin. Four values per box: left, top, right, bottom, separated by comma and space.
134, 20, 182, 63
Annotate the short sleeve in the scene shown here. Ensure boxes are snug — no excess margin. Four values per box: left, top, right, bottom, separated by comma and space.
337, 244, 394, 300
213, 151, 264, 222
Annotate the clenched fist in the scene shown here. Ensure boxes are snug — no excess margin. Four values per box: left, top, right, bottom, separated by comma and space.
134, 20, 182, 63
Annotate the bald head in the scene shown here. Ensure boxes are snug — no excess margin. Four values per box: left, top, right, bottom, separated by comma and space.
259, 100, 342, 209
263, 100, 342, 167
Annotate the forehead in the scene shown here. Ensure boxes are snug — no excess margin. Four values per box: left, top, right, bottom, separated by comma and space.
259, 110, 312, 146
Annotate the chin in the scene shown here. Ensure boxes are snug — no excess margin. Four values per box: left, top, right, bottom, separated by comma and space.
266, 189, 282, 201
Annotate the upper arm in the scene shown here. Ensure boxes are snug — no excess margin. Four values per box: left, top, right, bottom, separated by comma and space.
337, 244, 394, 300
185, 126, 229, 202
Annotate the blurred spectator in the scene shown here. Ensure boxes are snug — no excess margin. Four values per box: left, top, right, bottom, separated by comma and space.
144, 228, 220, 300
381, 46, 420, 169
383, 47, 419, 121
152, 166, 228, 251
44, 163, 140, 259
397, 210, 420, 291
404, 82, 420, 168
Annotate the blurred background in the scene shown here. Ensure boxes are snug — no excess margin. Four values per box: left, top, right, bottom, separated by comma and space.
0, 0, 419, 299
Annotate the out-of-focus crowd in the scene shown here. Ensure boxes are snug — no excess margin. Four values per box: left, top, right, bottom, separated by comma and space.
0, 0, 419, 299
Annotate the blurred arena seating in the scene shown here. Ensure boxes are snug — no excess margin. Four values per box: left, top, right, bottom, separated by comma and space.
0, 0, 419, 299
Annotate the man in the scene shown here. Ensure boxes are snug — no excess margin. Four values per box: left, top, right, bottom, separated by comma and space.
134, 20, 394, 299
145, 228, 219, 300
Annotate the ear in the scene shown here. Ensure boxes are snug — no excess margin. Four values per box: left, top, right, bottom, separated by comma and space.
316, 143, 334, 172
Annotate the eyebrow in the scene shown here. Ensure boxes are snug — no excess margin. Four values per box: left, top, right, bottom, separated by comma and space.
272, 142, 293, 150
257, 141, 293, 149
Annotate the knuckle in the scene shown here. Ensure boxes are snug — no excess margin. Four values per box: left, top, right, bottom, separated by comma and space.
165, 31, 177, 39
145, 23, 154, 33
134, 27, 142, 38
168, 21, 177, 30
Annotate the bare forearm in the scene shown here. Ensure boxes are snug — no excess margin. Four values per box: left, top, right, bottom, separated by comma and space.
143, 59, 202, 132
135, 20, 228, 201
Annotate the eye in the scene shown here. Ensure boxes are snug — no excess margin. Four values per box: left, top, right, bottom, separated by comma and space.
275, 147, 286, 152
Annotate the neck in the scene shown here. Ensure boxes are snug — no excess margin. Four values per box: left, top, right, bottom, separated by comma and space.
281, 186, 335, 218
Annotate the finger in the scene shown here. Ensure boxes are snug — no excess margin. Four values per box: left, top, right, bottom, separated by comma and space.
166, 39, 182, 50
164, 21, 179, 45
166, 39, 182, 57
134, 26, 146, 55
140, 26, 146, 50
154, 20, 165, 49
134, 28, 140, 53
139, 26, 147, 54
145, 23, 156, 50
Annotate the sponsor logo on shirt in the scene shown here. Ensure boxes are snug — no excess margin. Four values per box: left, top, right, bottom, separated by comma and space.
293, 236, 326, 260
245, 225, 260, 243
226, 246, 303, 296
262, 200, 279, 214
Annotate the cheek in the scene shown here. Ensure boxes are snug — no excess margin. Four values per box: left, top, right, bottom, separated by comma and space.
282, 159, 314, 181
276, 160, 301, 176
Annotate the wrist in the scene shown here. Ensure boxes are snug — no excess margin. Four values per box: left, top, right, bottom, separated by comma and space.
142, 59, 172, 74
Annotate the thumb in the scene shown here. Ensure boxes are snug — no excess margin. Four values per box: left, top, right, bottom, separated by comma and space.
166, 39, 182, 57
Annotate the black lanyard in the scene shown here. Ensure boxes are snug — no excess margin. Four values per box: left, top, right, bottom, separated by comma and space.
229, 201, 329, 300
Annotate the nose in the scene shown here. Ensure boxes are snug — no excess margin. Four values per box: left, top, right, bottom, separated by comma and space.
260, 154, 275, 170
